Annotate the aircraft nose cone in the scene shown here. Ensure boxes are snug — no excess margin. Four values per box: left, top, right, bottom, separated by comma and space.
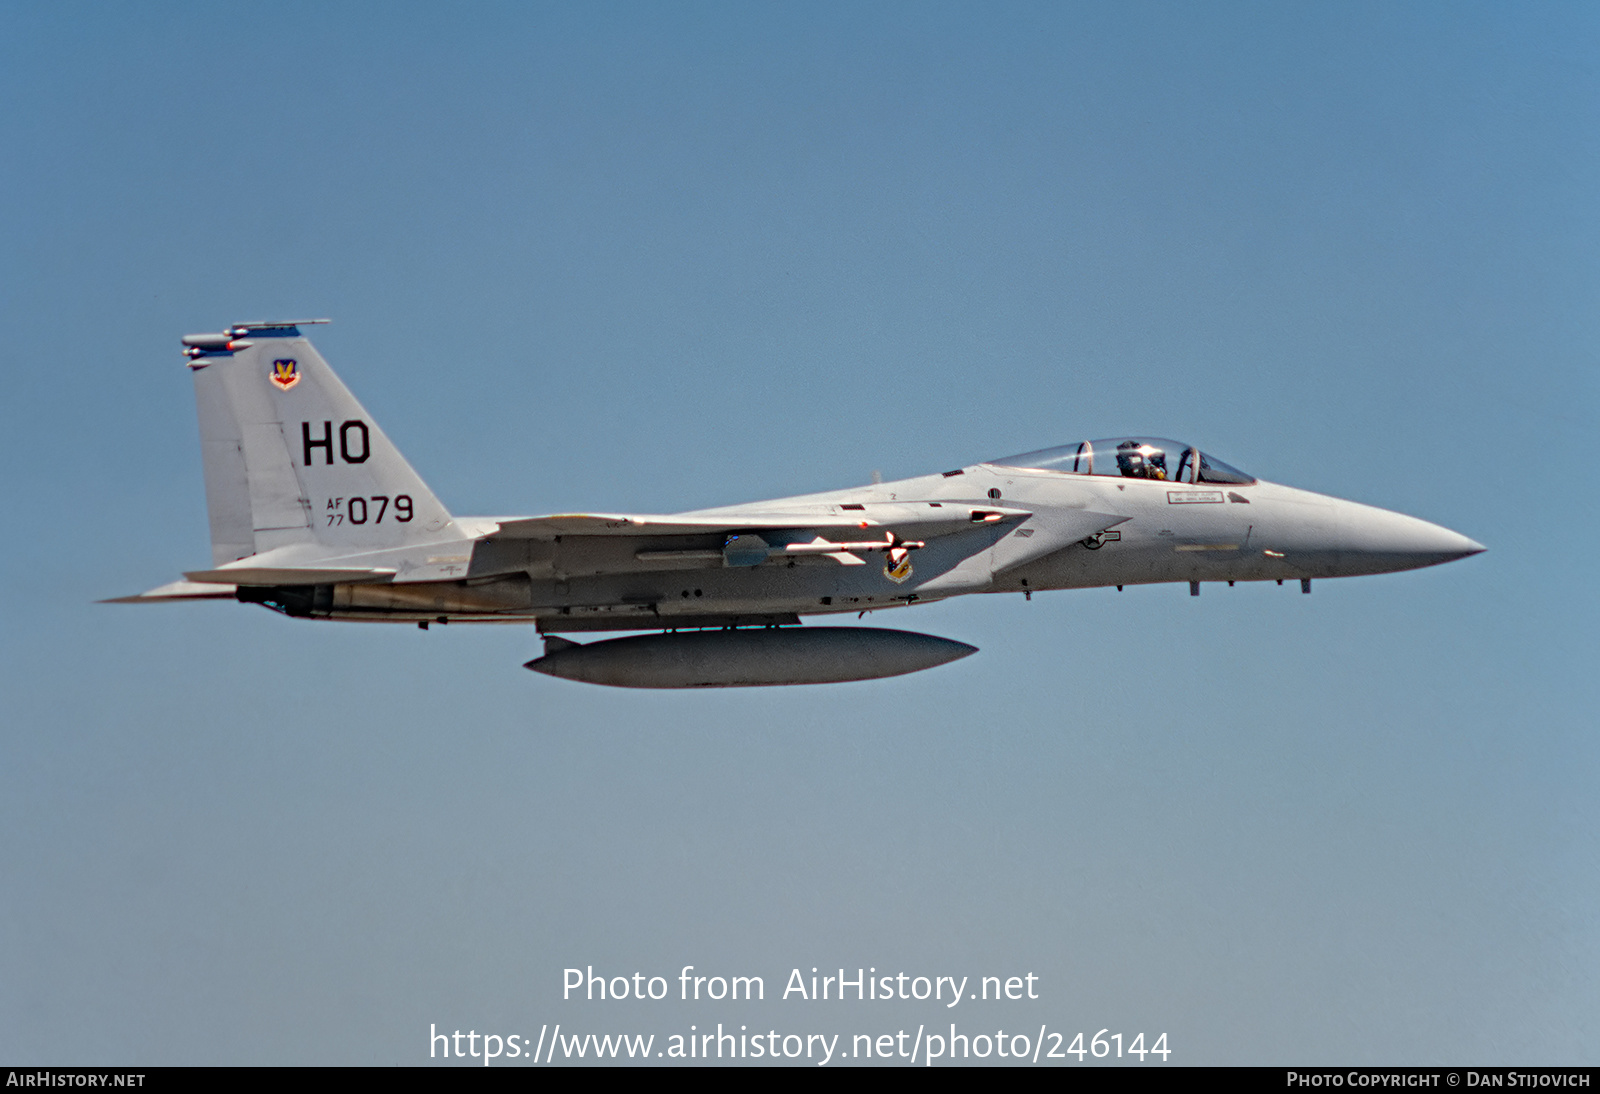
1401, 522, 1485, 565
1339, 503, 1485, 572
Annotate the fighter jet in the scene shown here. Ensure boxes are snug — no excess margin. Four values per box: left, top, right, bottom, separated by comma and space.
110, 320, 1484, 687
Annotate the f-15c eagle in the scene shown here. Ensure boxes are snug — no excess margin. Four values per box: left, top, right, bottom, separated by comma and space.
111, 320, 1484, 687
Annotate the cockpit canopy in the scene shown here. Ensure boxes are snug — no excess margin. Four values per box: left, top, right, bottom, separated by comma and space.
990, 437, 1255, 485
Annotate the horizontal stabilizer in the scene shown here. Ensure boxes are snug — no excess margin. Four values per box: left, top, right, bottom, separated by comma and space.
102, 580, 238, 603
183, 566, 396, 586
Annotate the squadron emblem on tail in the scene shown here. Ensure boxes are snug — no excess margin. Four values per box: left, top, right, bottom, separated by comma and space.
270, 358, 300, 390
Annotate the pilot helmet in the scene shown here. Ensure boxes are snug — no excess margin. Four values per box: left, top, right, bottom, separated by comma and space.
1115, 440, 1142, 477
1116, 440, 1167, 480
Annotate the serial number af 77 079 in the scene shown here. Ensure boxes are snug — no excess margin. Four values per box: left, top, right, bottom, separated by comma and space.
324, 494, 413, 526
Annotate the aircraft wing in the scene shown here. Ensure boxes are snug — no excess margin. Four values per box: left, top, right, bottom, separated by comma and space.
116, 505, 1044, 594
489, 513, 869, 537
488, 504, 1033, 540
470, 504, 1037, 578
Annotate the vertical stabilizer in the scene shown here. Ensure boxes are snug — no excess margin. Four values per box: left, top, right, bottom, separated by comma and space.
185, 322, 454, 564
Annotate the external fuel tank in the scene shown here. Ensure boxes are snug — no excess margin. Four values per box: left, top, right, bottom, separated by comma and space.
524, 627, 978, 688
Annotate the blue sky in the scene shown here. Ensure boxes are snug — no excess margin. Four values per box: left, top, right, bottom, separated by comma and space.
2, 1, 1595, 1064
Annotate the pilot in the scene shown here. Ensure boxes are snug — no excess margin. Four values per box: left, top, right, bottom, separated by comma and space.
1115, 440, 1168, 480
